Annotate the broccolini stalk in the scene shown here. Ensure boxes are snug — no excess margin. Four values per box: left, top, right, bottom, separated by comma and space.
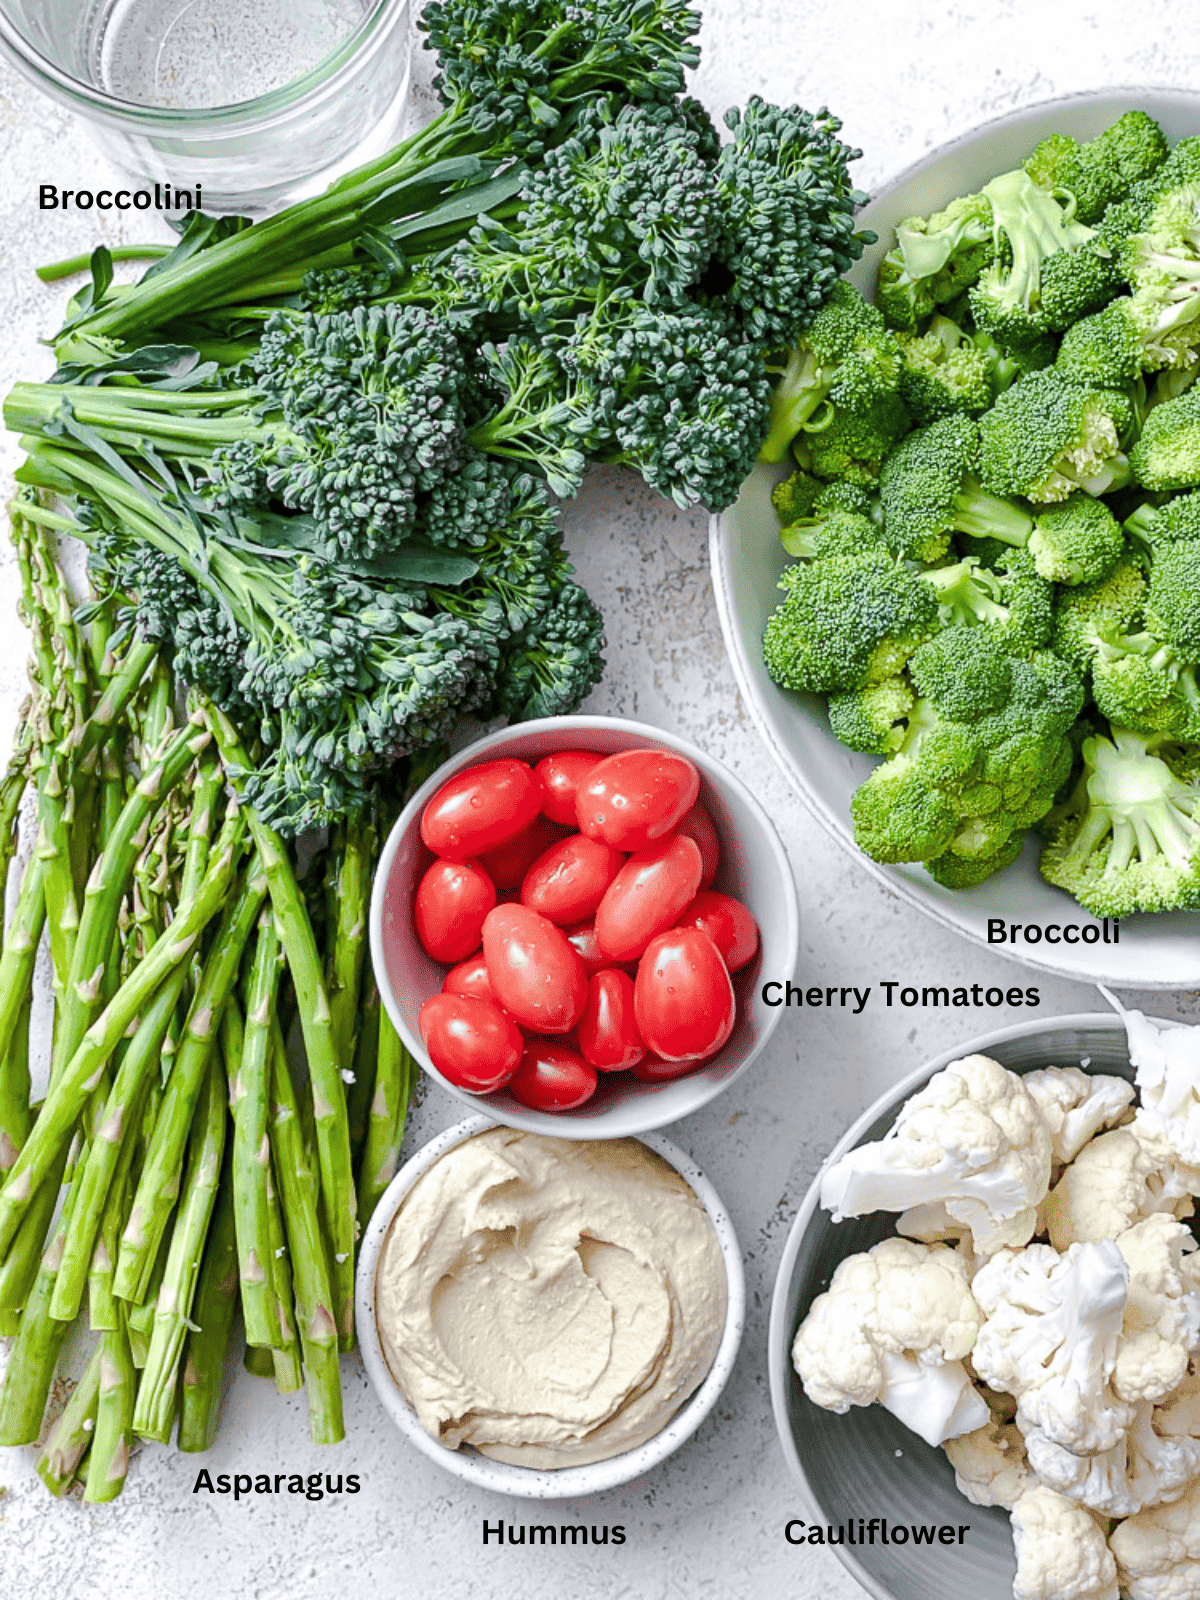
114, 857, 267, 1306
0, 807, 247, 1261
84, 1313, 137, 1499
269, 1033, 344, 1445
357, 1015, 414, 1235
232, 908, 285, 1349
177, 1147, 238, 1453
36, 1340, 103, 1495
0, 1135, 86, 1444
133, 1052, 227, 1442
205, 703, 356, 1348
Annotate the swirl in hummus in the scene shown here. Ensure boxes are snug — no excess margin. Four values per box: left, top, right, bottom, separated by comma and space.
374, 1127, 727, 1469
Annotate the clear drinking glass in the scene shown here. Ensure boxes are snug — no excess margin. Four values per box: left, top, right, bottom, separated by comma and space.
0, 0, 412, 211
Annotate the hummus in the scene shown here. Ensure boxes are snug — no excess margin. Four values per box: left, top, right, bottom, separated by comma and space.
374, 1127, 727, 1468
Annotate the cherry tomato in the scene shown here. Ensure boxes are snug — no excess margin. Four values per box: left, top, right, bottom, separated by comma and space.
630, 1054, 703, 1083
564, 923, 622, 978
442, 954, 500, 1005
575, 748, 700, 851
477, 816, 564, 890
508, 1040, 598, 1112
535, 750, 603, 826
521, 835, 624, 926
677, 890, 760, 973
420, 759, 544, 862
677, 803, 720, 891
481, 904, 588, 1034
634, 927, 735, 1062
418, 994, 523, 1093
414, 859, 496, 964
577, 970, 645, 1072
594, 833, 703, 962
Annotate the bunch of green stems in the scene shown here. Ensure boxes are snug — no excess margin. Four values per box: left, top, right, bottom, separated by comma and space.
0, 505, 415, 1499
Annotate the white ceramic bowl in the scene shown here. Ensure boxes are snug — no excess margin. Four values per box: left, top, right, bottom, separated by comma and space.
356, 1115, 746, 1498
767, 1011, 1171, 1600
368, 715, 799, 1137
710, 90, 1200, 989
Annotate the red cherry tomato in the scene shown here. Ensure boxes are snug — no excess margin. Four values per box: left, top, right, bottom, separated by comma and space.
677, 804, 720, 891
577, 970, 645, 1072
634, 928, 735, 1062
630, 1054, 703, 1083
481, 904, 588, 1034
443, 954, 500, 1005
594, 833, 703, 962
508, 1040, 598, 1112
521, 835, 625, 927
414, 859, 496, 964
420, 759, 544, 862
564, 923, 621, 978
418, 994, 523, 1093
535, 750, 603, 826
477, 816, 564, 890
575, 749, 700, 851
677, 890, 760, 973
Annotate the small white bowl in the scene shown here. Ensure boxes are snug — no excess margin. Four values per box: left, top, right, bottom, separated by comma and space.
368, 714, 799, 1138
355, 1115, 746, 1498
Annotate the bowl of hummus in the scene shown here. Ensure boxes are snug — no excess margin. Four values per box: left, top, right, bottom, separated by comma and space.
356, 1116, 745, 1497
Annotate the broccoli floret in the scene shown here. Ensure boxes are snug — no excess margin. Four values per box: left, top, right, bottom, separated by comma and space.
1055, 299, 1145, 388
849, 629, 1085, 874
1146, 537, 1200, 657
978, 369, 1133, 502
1039, 727, 1200, 915
828, 676, 914, 754
1130, 383, 1200, 491
1128, 490, 1200, 546
778, 508, 888, 562
924, 550, 1054, 656
762, 551, 938, 695
879, 415, 1033, 564
926, 832, 1027, 888
972, 329, 1057, 401
1023, 132, 1125, 225
1026, 492, 1126, 586
896, 315, 993, 426
877, 193, 995, 333
760, 281, 901, 462
1051, 555, 1147, 674
771, 466, 874, 525
1091, 633, 1200, 742
1091, 112, 1170, 188
967, 169, 1104, 346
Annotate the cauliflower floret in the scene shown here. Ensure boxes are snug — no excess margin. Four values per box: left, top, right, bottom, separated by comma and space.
1158, 1359, 1200, 1439
791, 1236, 987, 1446
820, 1054, 1053, 1254
972, 1240, 1133, 1455
1101, 987, 1200, 1168
944, 1415, 1034, 1509
1043, 1130, 1190, 1250
1010, 1485, 1119, 1600
1113, 1213, 1200, 1405
1110, 1474, 1200, 1600
1023, 1065, 1135, 1167
1026, 1399, 1200, 1518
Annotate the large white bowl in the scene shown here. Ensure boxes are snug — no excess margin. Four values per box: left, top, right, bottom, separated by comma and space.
711, 90, 1200, 989
355, 1115, 746, 1498
368, 715, 800, 1138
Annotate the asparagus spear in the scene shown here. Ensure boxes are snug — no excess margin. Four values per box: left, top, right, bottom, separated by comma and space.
84, 1312, 137, 1500
326, 817, 373, 1080
0, 855, 41, 1173
177, 1146, 238, 1453
37, 1341, 103, 1496
232, 909, 284, 1349
357, 1012, 415, 1235
264, 1159, 303, 1395
347, 976, 381, 1178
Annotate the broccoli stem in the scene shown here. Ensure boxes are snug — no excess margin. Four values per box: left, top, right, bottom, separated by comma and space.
952, 484, 1034, 545
759, 347, 829, 462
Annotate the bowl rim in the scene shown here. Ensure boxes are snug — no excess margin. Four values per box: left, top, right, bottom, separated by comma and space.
355, 1113, 747, 1499
766, 1007, 1170, 1600
709, 86, 1200, 990
367, 713, 800, 1139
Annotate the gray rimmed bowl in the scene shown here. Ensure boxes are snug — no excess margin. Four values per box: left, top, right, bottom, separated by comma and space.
368, 714, 799, 1138
710, 90, 1200, 989
767, 1011, 1157, 1600
356, 1114, 746, 1498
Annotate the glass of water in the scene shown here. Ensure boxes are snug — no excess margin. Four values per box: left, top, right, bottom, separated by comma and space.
0, 0, 412, 211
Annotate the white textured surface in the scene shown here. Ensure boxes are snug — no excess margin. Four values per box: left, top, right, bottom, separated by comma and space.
1, 3, 1199, 1597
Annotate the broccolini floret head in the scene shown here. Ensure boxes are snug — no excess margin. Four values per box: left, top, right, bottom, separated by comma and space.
978, 369, 1133, 502
879, 414, 1033, 564
1039, 727, 1200, 915
1130, 383, 1200, 491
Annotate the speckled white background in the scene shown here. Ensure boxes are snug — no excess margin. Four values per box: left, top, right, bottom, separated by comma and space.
0, 3, 1198, 1596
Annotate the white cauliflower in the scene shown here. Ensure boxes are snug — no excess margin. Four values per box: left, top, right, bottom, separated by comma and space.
1009, 1485, 1119, 1600
791, 1236, 987, 1447
944, 1415, 1033, 1509
1113, 1213, 1200, 1405
972, 1241, 1133, 1455
1110, 1474, 1200, 1600
1043, 1130, 1191, 1251
820, 1055, 1052, 1255
1158, 1359, 1200, 1440
1023, 1065, 1134, 1167
1101, 987, 1200, 1169
1025, 1399, 1200, 1519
